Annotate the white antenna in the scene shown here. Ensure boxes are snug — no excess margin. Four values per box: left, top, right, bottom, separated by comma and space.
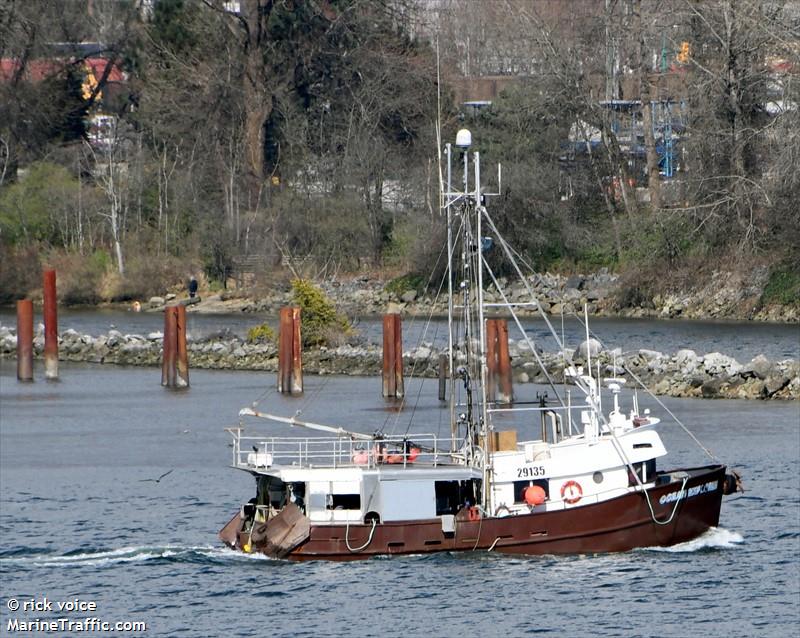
584, 303, 592, 388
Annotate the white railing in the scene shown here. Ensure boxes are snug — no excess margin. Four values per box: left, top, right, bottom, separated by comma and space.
226, 429, 449, 470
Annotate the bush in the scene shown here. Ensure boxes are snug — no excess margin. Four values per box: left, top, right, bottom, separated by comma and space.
0, 244, 41, 303
113, 252, 185, 301
385, 273, 425, 297
51, 251, 109, 305
761, 265, 800, 308
613, 267, 659, 310
291, 278, 351, 346
247, 323, 275, 343
0, 162, 79, 246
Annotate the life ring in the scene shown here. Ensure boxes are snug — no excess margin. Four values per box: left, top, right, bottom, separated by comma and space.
560, 480, 583, 505
468, 506, 481, 521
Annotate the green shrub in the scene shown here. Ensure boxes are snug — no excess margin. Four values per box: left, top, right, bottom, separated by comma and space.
574, 245, 618, 271
385, 273, 425, 297
247, 323, 276, 343
761, 266, 800, 307
291, 278, 351, 346
0, 162, 79, 246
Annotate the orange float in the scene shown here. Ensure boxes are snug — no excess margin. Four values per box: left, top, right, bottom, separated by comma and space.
523, 485, 546, 506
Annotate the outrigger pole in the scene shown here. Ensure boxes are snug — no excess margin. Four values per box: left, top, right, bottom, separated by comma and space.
239, 407, 376, 441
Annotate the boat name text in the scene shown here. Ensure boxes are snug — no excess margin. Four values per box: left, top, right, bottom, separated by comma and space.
659, 480, 718, 505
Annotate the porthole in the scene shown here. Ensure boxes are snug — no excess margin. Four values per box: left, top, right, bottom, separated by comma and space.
593, 471, 604, 484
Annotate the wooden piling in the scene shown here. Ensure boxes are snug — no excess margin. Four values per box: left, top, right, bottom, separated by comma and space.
290, 306, 303, 394
496, 318, 513, 404
16, 299, 33, 382
278, 307, 291, 393
438, 353, 448, 402
162, 306, 178, 387
43, 269, 58, 380
278, 307, 303, 394
485, 318, 498, 402
382, 315, 395, 397
176, 304, 189, 388
382, 313, 404, 398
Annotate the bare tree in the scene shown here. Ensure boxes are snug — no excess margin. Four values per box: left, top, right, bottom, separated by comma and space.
83, 125, 128, 275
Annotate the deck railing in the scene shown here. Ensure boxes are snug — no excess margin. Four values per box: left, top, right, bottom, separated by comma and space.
226, 429, 450, 470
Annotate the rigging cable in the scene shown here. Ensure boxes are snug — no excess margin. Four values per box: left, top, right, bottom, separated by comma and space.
568, 310, 721, 464
479, 209, 722, 523
487, 227, 720, 463
381, 225, 451, 438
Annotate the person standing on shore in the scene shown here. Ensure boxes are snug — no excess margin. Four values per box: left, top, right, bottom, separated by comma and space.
188, 276, 198, 298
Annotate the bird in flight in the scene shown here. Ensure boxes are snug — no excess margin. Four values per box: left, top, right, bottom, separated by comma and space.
139, 469, 174, 483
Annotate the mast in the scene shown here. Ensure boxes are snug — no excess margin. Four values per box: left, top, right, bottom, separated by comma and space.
443, 129, 503, 507
445, 143, 456, 449
444, 129, 479, 464
474, 151, 492, 507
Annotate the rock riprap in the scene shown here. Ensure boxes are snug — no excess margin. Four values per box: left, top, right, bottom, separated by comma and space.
1, 325, 796, 400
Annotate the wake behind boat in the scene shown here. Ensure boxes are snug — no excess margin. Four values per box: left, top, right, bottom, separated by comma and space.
219, 129, 742, 561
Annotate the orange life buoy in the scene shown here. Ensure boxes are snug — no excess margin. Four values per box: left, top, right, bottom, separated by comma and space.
468, 506, 481, 521
560, 480, 583, 505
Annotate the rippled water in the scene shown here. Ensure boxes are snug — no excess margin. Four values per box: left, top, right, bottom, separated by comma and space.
1, 361, 798, 637
1, 308, 798, 361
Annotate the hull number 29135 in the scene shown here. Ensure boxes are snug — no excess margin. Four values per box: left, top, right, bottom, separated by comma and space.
517, 466, 546, 478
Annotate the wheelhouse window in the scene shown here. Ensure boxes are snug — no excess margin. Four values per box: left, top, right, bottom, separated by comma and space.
513, 479, 549, 504
435, 479, 482, 515
628, 459, 657, 486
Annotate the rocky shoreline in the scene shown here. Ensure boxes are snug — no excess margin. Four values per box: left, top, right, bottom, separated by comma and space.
137, 268, 797, 323
2, 325, 797, 401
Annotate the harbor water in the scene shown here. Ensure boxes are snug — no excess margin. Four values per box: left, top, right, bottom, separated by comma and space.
1, 360, 798, 637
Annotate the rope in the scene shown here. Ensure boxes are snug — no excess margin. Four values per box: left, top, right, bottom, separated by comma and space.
345, 516, 377, 553
644, 475, 688, 526
470, 511, 484, 551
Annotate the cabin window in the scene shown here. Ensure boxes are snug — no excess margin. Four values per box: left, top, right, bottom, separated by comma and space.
434, 479, 482, 515
513, 479, 549, 504
257, 476, 287, 509
326, 494, 361, 510
628, 459, 657, 486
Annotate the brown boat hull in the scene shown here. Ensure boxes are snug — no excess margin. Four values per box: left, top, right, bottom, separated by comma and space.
224, 464, 726, 561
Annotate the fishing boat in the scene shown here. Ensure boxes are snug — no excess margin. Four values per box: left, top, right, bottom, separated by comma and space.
219, 129, 742, 561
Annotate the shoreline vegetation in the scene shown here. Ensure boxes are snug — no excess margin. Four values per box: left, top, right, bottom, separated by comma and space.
169, 269, 799, 323
5, 267, 797, 323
